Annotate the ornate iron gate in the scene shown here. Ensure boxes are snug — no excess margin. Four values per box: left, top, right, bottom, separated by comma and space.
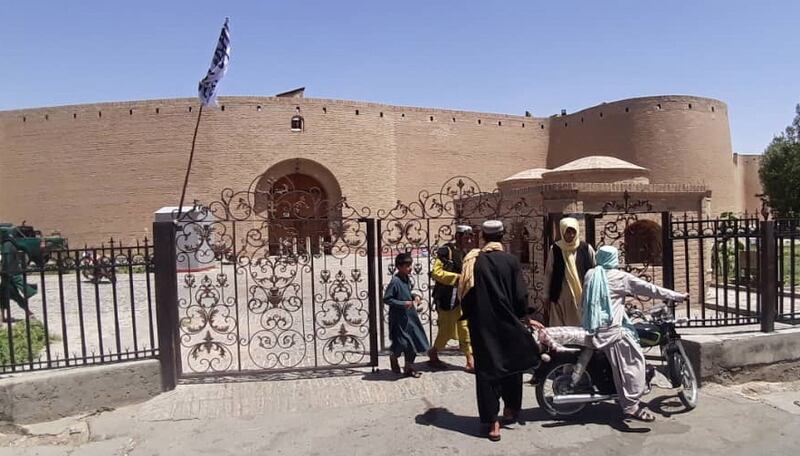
375, 177, 547, 347
165, 175, 378, 379
586, 192, 668, 311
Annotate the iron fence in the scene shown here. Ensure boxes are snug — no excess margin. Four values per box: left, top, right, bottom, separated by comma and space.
7, 187, 799, 384
669, 215, 763, 327
776, 218, 800, 322
1, 239, 157, 373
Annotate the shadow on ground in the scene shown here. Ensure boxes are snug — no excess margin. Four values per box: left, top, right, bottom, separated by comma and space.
647, 394, 693, 417
361, 357, 469, 382
415, 400, 653, 438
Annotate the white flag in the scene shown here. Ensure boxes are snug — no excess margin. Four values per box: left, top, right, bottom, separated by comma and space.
198, 18, 231, 107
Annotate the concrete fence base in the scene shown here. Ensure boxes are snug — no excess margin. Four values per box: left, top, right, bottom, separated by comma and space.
682, 325, 800, 385
0, 359, 161, 424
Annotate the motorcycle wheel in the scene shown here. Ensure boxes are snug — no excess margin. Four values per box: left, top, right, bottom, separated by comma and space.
535, 362, 591, 417
671, 342, 698, 410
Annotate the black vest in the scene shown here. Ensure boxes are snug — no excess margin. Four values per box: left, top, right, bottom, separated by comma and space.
549, 242, 593, 302
432, 243, 464, 311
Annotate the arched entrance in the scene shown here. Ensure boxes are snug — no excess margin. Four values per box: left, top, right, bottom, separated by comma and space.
254, 159, 342, 255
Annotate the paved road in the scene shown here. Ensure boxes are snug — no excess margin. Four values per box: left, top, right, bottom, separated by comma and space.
2, 354, 799, 456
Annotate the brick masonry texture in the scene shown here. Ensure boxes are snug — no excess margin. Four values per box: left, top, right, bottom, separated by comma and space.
0, 95, 761, 245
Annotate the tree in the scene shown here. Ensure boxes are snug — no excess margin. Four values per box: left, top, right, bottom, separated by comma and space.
759, 103, 800, 216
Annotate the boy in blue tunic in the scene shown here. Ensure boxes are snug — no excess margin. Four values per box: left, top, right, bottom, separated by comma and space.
383, 253, 430, 377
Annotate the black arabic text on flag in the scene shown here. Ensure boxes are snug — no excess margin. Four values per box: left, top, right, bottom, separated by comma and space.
198, 18, 230, 107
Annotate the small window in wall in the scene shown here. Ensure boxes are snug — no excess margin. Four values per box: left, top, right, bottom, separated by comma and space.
711, 106, 715, 112
624, 219, 663, 265
291, 114, 304, 132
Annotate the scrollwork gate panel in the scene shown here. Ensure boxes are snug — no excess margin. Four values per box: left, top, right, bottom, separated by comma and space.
172, 173, 376, 378
591, 192, 664, 311
375, 177, 547, 348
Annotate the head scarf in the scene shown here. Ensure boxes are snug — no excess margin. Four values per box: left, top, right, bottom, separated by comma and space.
581, 246, 618, 332
555, 217, 581, 252
555, 217, 583, 305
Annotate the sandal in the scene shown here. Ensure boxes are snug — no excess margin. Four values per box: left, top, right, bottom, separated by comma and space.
403, 368, 422, 378
487, 422, 501, 442
625, 406, 656, 422
389, 354, 401, 374
501, 408, 520, 425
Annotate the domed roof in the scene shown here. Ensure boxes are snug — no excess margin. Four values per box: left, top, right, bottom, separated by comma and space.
500, 168, 549, 182
541, 156, 650, 184
497, 168, 549, 189
547, 156, 647, 173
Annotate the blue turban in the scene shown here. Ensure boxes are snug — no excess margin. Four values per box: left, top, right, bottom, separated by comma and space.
581, 246, 637, 337
581, 246, 618, 332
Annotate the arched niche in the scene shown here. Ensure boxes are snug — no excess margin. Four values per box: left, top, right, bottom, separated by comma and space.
254, 158, 342, 215
254, 158, 342, 255
624, 219, 662, 265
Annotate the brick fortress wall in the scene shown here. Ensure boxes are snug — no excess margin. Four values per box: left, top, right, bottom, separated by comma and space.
1, 94, 761, 245
546, 95, 760, 215
0, 97, 548, 245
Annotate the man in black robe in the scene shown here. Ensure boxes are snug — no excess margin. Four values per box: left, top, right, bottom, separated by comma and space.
457, 220, 542, 441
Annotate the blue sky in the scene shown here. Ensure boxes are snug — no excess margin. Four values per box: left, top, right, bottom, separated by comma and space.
3, 1, 798, 153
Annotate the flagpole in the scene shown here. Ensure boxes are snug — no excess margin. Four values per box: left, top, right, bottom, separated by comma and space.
177, 103, 204, 219
177, 16, 229, 219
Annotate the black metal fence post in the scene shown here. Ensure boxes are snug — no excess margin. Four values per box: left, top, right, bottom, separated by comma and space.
760, 220, 777, 332
662, 212, 675, 289
584, 213, 596, 248
153, 220, 179, 390
376, 219, 386, 351
364, 218, 380, 370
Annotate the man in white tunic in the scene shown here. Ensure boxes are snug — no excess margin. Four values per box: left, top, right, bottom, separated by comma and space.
581, 245, 687, 421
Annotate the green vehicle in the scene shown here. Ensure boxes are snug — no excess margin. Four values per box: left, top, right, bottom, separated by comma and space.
0, 223, 68, 266
0, 223, 68, 322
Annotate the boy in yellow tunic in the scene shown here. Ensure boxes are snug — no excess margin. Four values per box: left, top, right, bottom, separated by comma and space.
428, 225, 475, 372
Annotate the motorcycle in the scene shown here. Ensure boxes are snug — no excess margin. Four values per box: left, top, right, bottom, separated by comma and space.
80, 251, 117, 284
534, 300, 698, 417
